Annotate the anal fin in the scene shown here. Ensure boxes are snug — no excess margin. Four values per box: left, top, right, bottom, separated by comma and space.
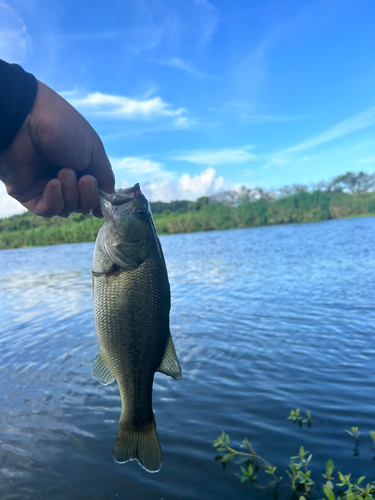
91, 349, 115, 385
157, 334, 182, 380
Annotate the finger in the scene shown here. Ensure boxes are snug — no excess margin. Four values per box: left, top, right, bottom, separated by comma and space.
87, 135, 115, 194
77, 175, 99, 215
57, 168, 80, 217
25, 179, 65, 217
30, 84, 115, 194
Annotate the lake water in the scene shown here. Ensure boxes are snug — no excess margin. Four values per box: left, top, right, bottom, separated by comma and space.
0, 217, 374, 500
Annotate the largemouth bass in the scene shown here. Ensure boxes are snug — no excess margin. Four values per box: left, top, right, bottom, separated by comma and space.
91, 183, 182, 473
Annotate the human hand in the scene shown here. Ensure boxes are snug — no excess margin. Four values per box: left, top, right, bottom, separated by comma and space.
0, 81, 115, 218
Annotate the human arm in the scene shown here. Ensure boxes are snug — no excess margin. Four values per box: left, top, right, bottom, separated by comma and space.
0, 60, 115, 218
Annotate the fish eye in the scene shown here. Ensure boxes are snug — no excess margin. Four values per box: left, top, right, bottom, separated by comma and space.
138, 210, 148, 217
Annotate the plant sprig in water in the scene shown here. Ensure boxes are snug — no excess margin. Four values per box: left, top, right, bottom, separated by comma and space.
213, 410, 375, 500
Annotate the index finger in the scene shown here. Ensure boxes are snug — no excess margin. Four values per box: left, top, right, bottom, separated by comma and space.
87, 134, 115, 194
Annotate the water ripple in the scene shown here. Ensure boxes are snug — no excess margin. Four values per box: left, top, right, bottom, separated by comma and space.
0, 218, 374, 499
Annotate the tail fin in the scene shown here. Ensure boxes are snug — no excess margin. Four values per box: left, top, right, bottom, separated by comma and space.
112, 415, 162, 473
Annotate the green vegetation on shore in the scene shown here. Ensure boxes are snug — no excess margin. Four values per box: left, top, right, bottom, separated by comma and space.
1, 171, 375, 250
154, 190, 375, 235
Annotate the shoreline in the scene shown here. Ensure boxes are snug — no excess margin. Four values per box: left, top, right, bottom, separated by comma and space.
1, 211, 374, 251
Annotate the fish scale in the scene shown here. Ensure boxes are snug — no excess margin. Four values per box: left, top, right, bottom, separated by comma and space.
91, 184, 182, 472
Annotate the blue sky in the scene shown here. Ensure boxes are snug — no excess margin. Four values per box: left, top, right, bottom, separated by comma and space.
1, 0, 375, 215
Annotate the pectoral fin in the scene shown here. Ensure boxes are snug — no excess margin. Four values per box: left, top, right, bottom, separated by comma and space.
157, 334, 182, 380
91, 349, 115, 385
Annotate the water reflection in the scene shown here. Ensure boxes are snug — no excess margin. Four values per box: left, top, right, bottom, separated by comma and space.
0, 218, 374, 499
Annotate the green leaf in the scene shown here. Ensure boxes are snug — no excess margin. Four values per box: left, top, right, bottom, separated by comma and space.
326, 459, 334, 476
219, 453, 235, 463
357, 476, 365, 485
338, 472, 345, 483
265, 466, 277, 474
213, 437, 222, 447
247, 464, 253, 476
241, 438, 251, 451
323, 484, 335, 500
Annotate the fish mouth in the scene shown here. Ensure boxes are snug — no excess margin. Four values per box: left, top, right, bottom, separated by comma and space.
100, 184, 142, 206
99, 184, 150, 220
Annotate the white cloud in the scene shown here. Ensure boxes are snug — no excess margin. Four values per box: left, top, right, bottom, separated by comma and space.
357, 156, 375, 165
165, 57, 211, 78
111, 157, 169, 178
0, 2, 31, 63
284, 105, 375, 154
265, 105, 375, 169
173, 146, 257, 165
113, 159, 231, 202
194, 0, 219, 45
249, 114, 297, 123
148, 56, 216, 80
114, 157, 176, 194
142, 167, 230, 202
64, 91, 190, 126
208, 102, 299, 123
173, 116, 196, 128
0, 182, 27, 218
168, 57, 198, 74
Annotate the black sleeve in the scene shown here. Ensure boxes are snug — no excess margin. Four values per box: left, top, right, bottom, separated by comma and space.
0, 59, 38, 154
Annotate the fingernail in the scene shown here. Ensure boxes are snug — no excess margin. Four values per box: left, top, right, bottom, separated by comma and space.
84, 179, 96, 195
63, 170, 76, 187
52, 183, 62, 197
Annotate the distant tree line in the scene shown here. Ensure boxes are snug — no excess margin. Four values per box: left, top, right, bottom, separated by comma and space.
0, 170, 374, 249
208, 171, 375, 207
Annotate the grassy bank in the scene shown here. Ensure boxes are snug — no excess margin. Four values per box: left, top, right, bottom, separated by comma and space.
153, 190, 375, 235
1, 190, 374, 250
